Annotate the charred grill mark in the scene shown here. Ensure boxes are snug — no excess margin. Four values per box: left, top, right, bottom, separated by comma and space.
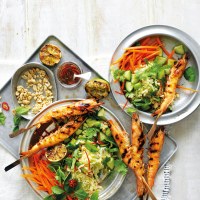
122, 149, 128, 158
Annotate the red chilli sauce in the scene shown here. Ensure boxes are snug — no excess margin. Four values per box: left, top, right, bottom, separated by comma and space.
57, 62, 81, 85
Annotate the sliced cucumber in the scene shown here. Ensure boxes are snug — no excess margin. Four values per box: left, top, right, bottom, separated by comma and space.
155, 56, 167, 65
123, 70, 132, 81
107, 157, 114, 169
125, 81, 134, 92
174, 45, 185, 55
131, 74, 139, 84
157, 69, 165, 79
167, 59, 176, 67
133, 82, 142, 90
97, 108, 106, 120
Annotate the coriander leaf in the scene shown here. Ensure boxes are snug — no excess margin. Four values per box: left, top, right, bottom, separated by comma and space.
126, 107, 137, 115
113, 69, 125, 82
184, 66, 196, 82
52, 186, 65, 195
90, 191, 99, 200
64, 157, 72, 168
0, 112, 6, 125
14, 106, 30, 116
83, 127, 99, 139
114, 159, 128, 175
85, 141, 98, 152
74, 189, 88, 200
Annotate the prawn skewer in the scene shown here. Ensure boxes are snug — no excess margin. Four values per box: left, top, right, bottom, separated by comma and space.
5, 116, 85, 171
10, 99, 102, 138
148, 54, 187, 140
147, 128, 165, 189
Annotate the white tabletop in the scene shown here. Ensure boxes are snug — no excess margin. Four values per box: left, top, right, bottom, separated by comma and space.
0, 1, 200, 199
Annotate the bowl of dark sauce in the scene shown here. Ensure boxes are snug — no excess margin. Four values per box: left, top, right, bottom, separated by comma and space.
57, 62, 82, 88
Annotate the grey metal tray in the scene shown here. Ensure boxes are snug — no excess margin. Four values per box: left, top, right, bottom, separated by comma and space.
0, 35, 177, 200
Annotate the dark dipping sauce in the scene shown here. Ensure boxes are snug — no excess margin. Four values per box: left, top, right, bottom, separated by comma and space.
57, 62, 81, 85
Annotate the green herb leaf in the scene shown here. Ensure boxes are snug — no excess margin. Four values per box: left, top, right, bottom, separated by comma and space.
114, 159, 128, 175
52, 186, 65, 195
74, 189, 88, 200
126, 107, 137, 115
55, 167, 67, 183
0, 112, 6, 125
90, 191, 99, 200
85, 141, 98, 152
14, 106, 30, 116
83, 127, 99, 139
113, 69, 125, 82
44, 195, 55, 200
13, 115, 21, 126
184, 66, 196, 82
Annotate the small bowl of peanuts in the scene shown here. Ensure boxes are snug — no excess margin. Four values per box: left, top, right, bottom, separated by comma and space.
11, 62, 58, 119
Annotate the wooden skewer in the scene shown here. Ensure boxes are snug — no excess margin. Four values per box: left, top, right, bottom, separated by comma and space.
9, 122, 40, 138
141, 176, 157, 200
147, 116, 159, 141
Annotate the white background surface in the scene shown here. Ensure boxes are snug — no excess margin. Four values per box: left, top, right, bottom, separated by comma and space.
0, 0, 200, 199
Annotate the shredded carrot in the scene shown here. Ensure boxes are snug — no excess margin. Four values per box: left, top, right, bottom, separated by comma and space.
125, 46, 159, 50
156, 37, 170, 56
22, 151, 59, 194
142, 51, 160, 60
115, 91, 124, 95
177, 85, 198, 93
84, 150, 91, 171
141, 37, 151, 45
168, 49, 175, 59
121, 81, 125, 91
123, 100, 128, 110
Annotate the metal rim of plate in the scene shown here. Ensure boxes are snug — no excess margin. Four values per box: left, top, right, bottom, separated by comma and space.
109, 25, 200, 125
20, 98, 126, 200
11, 62, 58, 120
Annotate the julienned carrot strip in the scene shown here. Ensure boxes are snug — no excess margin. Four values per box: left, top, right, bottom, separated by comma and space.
115, 91, 124, 95
112, 52, 129, 65
127, 50, 159, 54
123, 100, 128, 110
177, 85, 198, 92
143, 51, 160, 60
125, 46, 159, 50
141, 37, 151, 45
156, 37, 170, 56
168, 49, 175, 59
121, 81, 125, 91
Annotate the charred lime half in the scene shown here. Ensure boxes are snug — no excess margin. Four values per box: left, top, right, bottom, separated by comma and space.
45, 143, 67, 162
85, 78, 110, 99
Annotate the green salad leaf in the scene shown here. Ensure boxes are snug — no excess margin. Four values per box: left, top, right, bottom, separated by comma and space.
126, 107, 137, 115
43, 195, 55, 200
0, 112, 6, 125
184, 66, 196, 82
113, 69, 125, 82
114, 159, 128, 175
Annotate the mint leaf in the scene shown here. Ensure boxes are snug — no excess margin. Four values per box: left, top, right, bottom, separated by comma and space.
74, 189, 88, 200
91, 191, 99, 200
14, 106, 30, 116
184, 66, 196, 82
114, 159, 128, 175
44, 195, 55, 200
52, 186, 65, 195
55, 167, 67, 183
0, 112, 6, 125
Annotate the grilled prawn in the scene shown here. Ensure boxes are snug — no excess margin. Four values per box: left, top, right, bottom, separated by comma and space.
147, 128, 165, 189
109, 113, 146, 198
21, 116, 85, 158
37, 99, 102, 126
129, 113, 146, 197
152, 54, 187, 117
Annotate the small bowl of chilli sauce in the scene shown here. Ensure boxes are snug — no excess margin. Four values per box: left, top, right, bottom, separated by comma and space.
56, 62, 82, 88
